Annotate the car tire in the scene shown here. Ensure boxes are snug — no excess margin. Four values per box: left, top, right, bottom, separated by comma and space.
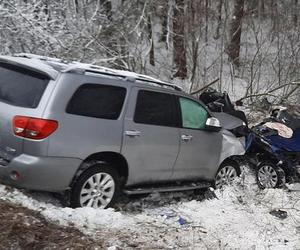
70, 163, 120, 208
214, 160, 241, 189
256, 162, 285, 189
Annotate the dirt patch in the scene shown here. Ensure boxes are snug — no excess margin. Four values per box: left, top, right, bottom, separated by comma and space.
0, 199, 166, 250
0, 201, 103, 250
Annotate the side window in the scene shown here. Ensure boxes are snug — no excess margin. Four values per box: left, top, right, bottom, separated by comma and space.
66, 84, 126, 120
134, 90, 177, 127
179, 97, 208, 129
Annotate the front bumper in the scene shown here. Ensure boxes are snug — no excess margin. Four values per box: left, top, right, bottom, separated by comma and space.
0, 154, 82, 192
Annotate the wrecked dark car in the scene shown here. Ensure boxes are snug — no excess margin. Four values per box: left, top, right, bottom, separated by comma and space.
246, 108, 300, 188
200, 88, 300, 189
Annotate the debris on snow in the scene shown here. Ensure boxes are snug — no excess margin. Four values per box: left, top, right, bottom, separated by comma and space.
269, 209, 288, 220
0, 168, 299, 249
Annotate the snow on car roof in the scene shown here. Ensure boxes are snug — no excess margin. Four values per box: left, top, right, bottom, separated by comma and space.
8, 53, 182, 91
0, 55, 59, 79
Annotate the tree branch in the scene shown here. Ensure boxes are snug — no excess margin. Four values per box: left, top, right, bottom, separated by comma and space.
190, 78, 219, 95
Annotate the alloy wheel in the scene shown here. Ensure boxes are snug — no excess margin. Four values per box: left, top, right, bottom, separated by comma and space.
215, 165, 238, 189
257, 165, 278, 188
79, 172, 115, 208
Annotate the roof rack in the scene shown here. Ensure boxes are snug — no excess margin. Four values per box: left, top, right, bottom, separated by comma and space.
14, 53, 69, 71
13, 53, 182, 91
14, 53, 64, 63
63, 63, 182, 91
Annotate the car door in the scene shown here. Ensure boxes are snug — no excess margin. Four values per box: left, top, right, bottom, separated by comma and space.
171, 96, 223, 181
121, 88, 180, 185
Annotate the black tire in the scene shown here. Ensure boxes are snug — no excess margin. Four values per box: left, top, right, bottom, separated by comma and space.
214, 160, 241, 189
256, 162, 285, 189
70, 163, 120, 208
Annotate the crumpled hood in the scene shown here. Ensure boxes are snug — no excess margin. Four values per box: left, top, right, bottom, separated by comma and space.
213, 112, 245, 130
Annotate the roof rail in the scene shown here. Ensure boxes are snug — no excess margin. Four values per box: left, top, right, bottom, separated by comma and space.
63, 62, 119, 75
135, 76, 182, 91
14, 53, 64, 62
14, 53, 69, 71
13, 53, 182, 91
63, 63, 182, 91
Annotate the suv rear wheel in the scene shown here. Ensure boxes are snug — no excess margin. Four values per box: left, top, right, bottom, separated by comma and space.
70, 163, 120, 208
214, 160, 240, 189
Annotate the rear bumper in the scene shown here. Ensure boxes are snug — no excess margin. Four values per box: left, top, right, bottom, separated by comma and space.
0, 154, 82, 192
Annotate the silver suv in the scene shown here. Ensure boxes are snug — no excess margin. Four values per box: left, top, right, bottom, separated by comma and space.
0, 54, 245, 208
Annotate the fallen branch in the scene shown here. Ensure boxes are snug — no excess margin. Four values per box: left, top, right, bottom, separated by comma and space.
280, 84, 300, 102
237, 81, 300, 102
190, 78, 219, 95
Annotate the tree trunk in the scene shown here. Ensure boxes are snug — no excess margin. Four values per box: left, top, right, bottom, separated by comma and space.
214, 0, 223, 40
271, 0, 278, 32
227, 0, 244, 67
173, 0, 187, 79
158, 1, 168, 43
74, 0, 79, 14
189, 0, 197, 84
205, 0, 208, 44
147, 15, 155, 66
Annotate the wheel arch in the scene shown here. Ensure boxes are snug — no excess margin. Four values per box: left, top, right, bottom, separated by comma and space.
218, 156, 242, 176
70, 151, 129, 188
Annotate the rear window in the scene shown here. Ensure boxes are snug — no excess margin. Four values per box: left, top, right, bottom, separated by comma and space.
66, 84, 126, 120
0, 63, 50, 108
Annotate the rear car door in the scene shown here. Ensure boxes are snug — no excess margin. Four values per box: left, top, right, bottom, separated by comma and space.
121, 88, 180, 185
171, 96, 222, 181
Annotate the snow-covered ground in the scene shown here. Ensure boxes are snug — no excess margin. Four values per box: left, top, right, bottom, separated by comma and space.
0, 168, 299, 249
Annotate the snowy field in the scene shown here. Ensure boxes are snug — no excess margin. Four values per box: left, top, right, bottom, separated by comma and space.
0, 168, 299, 250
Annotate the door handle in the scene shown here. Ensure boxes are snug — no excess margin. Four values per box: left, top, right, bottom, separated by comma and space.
181, 134, 193, 141
125, 130, 141, 137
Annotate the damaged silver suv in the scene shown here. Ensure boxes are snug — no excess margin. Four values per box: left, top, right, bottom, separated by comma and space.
0, 54, 245, 208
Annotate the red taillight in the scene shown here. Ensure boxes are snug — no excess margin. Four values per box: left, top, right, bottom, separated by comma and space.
13, 116, 58, 140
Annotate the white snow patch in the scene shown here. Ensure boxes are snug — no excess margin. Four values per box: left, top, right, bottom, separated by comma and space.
0, 170, 299, 249
0, 185, 134, 231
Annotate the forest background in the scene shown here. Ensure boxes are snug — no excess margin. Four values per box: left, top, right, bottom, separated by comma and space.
1, 0, 300, 104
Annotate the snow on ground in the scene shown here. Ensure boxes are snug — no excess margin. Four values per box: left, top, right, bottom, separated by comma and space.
0, 168, 299, 249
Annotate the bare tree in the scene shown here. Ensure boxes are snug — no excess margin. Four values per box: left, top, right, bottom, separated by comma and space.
1, 0, 300, 104
157, 1, 168, 44
227, 0, 245, 67
214, 0, 223, 40
147, 14, 155, 66
173, 0, 187, 78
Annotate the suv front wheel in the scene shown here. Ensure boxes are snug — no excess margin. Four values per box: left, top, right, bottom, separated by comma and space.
70, 163, 120, 208
214, 160, 240, 189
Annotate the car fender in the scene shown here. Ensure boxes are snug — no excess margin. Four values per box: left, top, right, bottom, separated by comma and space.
219, 129, 245, 165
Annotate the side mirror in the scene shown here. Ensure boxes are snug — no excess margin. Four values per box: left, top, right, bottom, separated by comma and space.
205, 117, 222, 132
